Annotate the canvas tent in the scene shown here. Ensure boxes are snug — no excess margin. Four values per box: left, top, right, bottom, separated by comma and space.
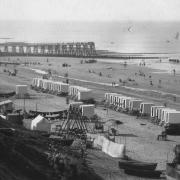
31, 115, 50, 132
93, 135, 125, 158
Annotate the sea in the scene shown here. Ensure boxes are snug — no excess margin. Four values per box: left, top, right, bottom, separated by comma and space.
0, 20, 180, 73
0, 20, 180, 54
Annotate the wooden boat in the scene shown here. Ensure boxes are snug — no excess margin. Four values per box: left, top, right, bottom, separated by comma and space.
166, 163, 180, 180
124, 167, 161, 178
118, 159, 157, 171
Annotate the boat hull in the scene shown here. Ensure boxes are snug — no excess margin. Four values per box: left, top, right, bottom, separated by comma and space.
124, 167, 161, 178
119, 159, 157, 171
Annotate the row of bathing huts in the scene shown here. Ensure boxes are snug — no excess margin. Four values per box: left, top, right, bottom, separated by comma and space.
31, 78, 92, 101
105, 93, 180, 127
31, 78, 180, 128
31, 78, 94, 119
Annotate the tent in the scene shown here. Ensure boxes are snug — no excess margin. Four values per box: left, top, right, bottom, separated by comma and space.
31, 115, 50, 132
93, 135, 125, 158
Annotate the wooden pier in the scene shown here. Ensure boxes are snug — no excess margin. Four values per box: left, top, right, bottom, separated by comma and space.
0, 42, 96, 57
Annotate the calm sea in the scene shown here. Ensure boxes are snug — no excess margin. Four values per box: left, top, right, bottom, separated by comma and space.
0, 20, 180, 53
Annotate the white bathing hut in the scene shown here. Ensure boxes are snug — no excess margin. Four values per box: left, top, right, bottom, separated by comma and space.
69, 85, 92, 101
16, 85, 28, 98
140, 102, 154, 116
52, 81, 69, 94
121, 96, 133, 110
165, 111, 180, 124
109, 93, 118, 105
69, 102, 83, 109
156, 107, 167, 121
80, 104, 95, 118
151, 106, 164, 118
161, 109, 177, 124
113, 94, 122, 107
129, 99, 142, 111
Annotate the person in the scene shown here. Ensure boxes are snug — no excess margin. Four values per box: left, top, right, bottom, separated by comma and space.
173, 69, 176, 76
150, 80, 153, 86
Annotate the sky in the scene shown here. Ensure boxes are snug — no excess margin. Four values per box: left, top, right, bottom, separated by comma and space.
0, 0, 180, 22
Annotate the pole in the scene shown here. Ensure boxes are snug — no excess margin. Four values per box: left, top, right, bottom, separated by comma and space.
23, 97, 25, 112
36, 102, 37, 112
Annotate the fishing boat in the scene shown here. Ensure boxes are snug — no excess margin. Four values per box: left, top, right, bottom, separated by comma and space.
166, 163, 180, 180
118, 159, 157, 171
124, 167, 162, 178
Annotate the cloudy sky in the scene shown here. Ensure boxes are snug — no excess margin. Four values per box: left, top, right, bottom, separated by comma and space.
0, 0, 179, 21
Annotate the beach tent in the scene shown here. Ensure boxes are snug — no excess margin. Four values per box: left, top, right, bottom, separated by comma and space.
31, 115, 50, 132
93, 135, 125, 158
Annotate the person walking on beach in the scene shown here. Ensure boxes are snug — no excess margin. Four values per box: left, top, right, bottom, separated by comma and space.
173, 69, 176, 76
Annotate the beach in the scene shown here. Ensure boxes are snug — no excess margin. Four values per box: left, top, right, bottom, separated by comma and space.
1, 55, 180, 179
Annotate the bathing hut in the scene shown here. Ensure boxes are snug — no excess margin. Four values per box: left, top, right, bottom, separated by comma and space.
140, 102, 154, 116
160, 108, 177, 124
129, 99, 142, 112
165, 111, 180, 124
77, 88, 92, 101
80, 104, 95, 118
151, 106, 164, 119
16, 85, 28, 98
69, 85, 92, 101
69, 102, 83, 109
105, 93, 113, 104
121, 96, 133, 110
109, 93, 118, 105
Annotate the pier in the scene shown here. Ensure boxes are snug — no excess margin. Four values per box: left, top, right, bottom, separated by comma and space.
0, 42, 96, 57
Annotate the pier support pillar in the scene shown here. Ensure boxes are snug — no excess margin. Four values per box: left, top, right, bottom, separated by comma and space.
33, 46, 38, 54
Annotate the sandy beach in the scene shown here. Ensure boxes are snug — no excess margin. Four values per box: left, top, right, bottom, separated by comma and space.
1, 55, 180, 179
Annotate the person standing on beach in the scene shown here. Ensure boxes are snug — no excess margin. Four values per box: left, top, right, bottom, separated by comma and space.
173, 69, 176, 76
